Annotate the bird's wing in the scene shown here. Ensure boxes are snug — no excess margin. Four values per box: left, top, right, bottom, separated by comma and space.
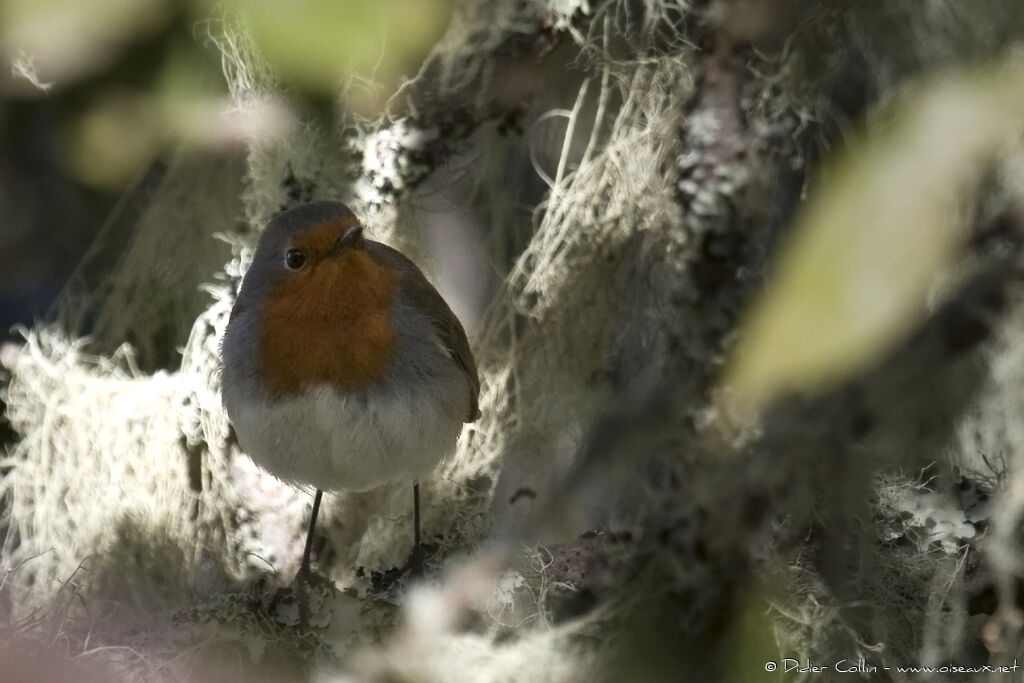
371, 242, 481, 422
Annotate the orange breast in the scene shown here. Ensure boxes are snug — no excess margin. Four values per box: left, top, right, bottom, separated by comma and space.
258, 248, 400, 398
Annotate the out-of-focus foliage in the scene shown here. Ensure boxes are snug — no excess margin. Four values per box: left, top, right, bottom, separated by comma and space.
66, 38, 289, 188
0, 0, 172, 86
1, 0, 230, 189
723, 61, 1024, 414
223, 0, 453, 109
1, 0, 449, 188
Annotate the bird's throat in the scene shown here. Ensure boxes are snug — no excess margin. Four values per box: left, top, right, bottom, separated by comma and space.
258, 250, 400, 398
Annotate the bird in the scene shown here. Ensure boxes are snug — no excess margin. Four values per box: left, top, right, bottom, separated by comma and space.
221, 200, 480, 579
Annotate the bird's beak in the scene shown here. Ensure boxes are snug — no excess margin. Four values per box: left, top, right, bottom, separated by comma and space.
328, 225, 363, 257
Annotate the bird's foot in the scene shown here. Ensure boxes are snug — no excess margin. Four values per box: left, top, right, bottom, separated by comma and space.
404, 541, 441, 579
261, 569, 334, 630
408, 543, 426, 578
295, 568, 335, 628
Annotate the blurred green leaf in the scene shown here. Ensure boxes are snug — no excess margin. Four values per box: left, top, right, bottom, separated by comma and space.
721, 583, 783, 683
62, 34, 289, 189
156, 38, 291, 146
0, 0, 171, 86
722, 61, 1024, 414
224, 0, 452, 106
68, 90, 160, 188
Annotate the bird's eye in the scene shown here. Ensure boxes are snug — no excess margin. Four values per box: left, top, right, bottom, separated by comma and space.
285, 249, 306, 270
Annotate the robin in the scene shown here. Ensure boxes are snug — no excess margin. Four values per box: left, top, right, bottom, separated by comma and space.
221, 200, 480, 578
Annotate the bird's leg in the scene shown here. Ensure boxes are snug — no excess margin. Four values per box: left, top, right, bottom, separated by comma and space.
298, 488, 323, 582
294, 488, 323, 628
414, 481, 422, 548
410, 481, 425, 576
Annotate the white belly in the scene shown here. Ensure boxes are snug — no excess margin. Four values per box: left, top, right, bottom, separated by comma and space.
228, 382, 465, 492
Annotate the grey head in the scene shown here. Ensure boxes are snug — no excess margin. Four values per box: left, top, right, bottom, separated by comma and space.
233, 201, 361, 310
